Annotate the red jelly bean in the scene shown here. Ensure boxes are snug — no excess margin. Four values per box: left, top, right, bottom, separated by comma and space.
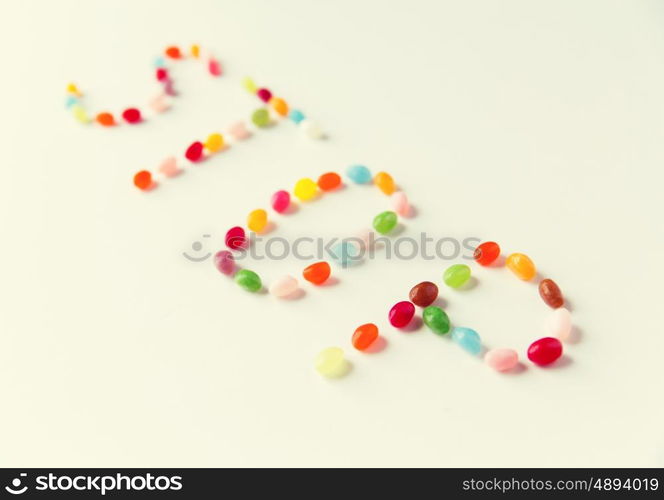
409, 281, 438, 307
474, 241, 501, 266
133, 170, 153, 190
185, 141, 204, 162
352, 323, 379, 351
225, 226, 247, 250
317, 172, 342, 191
302, 262, 331, 285
389, 301, 415, 328
156, 68, 169, 81
256, 88, 272, 102
539, 279, 564, 308
122, 108, 142, 124
165, 46, 181, 59
271, 190, 291, 213
527, 337, 563, 366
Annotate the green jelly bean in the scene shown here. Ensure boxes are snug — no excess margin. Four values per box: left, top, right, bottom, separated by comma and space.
443, 264, 471, 288
235, 269, 262, 292
372, 211, 398, 235
252, 108, 270, 127
423, 306, 450, 335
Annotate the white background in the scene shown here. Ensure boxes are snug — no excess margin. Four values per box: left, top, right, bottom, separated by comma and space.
0, 0, 663, 467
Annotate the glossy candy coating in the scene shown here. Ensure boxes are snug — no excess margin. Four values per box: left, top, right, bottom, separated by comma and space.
213, 250, 235, 275
269, 275, 299, 298
389, 301, 415, 328
271, 190, 291, 213
204, 133, 224, 153
165, 46, 181, 59
506, 253, 536, 281
317, 172, 342, 191
190, 44, 200, 58
96, 112, 115, 126
247, 209, 268, 233
539, 279, 564, 308
185, 141, 204, 162
391, 191, 410, 217
66, 83, 82, 96
270, 97, 288, 116
208, 58, 222, 76
122, 108, 141, 124
225, 226, 247, 250
235, 269, 262, 292
352, 323, 379, 351
346, 165, 372, 184
252, 108, 270, 127
302, 261, 331, 285
546, 308, 572, 341
452, 327, 482, 355
423, 306, 450, 335
372, 211, 398, 235
443, 264, 471, 288
527, 337, 562, 366
256, 88, 272, 102
330, 242, 360, 267
242, 77, 257, 93
474, 241, 501, 266
294, 178, 318, 201
485, 348, 519, 372
156, 68, 169, 81
315, 347, 345, 377
409, 281, 438, 307
289, 109, 305, 124
374, 171, 396, 195
133, 171, 153, 190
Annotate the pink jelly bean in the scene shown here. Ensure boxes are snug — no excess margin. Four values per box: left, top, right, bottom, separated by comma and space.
208, 58, 222, 76
389, 301, 415, 328
485, 348, 519, 372
392, 191, 410, 217
228, 121, 250, 141
157, 156, 180, 177
213, 250, 235, 275
271, 190, 291, 213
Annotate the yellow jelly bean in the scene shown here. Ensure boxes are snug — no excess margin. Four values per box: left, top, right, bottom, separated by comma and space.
190, 44, 200, 58
66, 82, 82, 97
270, 97, 289, 117
242, 76, 257, 93
204, 133, 224, 153
374, 171, 396, 195
71, 104, 90, 123
247, 209, 268, 233
315, 347, 347, 378
506, 253, 536, 280
294, 178, 318, 201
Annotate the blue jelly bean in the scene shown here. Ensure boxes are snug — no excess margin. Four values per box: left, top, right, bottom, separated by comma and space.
329, 241, 361, 267
346, 165, 372, 184
289, 109, 305, 124
154, 56, 167, 68
452, 327, 482, 356
65, 95, 79, 109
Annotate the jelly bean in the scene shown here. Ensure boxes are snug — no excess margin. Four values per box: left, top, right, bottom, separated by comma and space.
330, 241, 360, 267
423, 306, 450, 335
506, 253, 536, 281
71, 105, 90, 123
251, 108, 270, 127
154, 56, 166, 68
355, 228, 376, 250
270, 97, 288, 116
289, 109, 305, 124
302, 261, 331, 285
242, 77, 257, 93
452, 327, 482, 355
204, 133, 224, 153
300, 119, 323, 139
257, 88, 272, 102
269, 275, 299, 298
315, 347, 345, 377
346, 165, 372, 184
485, 348, 519, 372
352, 323, 379, 351
317, 172, 341, 191
228, 121, 250, 140
409, 281, 438, 307
294, 178, 318, 201
213, 250, 235, 275
443, 264, 471, 288
389, 301, 415, 328
149, 93, 170, 113
156, 68, 169, 81
133, 171, 153, 190
66, 82, 82, 96
190, 44, 200, 58
247, 209, 268, 233
539, 279, 564, 308
208, 58, 222, 76
372, 211, 398, 235
527, 337, 562, 366
391, 191, 410, 217
225, 226, 247, 250
185, 141, 204, 162
374, 171, 396, 195
96, 112, 115, 127
122, 108, 142, 124
165, 46, 181, 59
64, 95, 79, 109
271, 190, 291, 213
164, 79, 176, 96
158, 156, 180, 177
473, 241, 500, 266
235, 269, 262, 292
546, 307, 572, 341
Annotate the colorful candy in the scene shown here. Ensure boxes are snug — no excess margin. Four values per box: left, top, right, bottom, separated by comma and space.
149, 93, 170, 113
71, 105, 90, 123
271, 190, 291, 213
190, 44, 200, 58
235, 269, 262, 292
352, 323, 379, 351
269, 275, 299, 298
485, 348, 519, 372
547, 307, 572, 341
317, 172, 342, 191
228, 121, 250, 140
330, 242, 360, 267
346, 165, 372, 184
256, 88, 272, 102
374, 172, 396, 195
473, 241, 500, 266
165, 46, 181, 59
225, 226, 247, 250
158, 156, 180, 177
409, 281, 438, 307
443, 264, 471, 288
388, 301, 415, 328
315, 347, 346, 377
156, 68, 169, 81
204, 133, 224, 153
247, 209, 268, 233
185, 141, 204, 162
213, 250, 235, 275
122, 108, 141, 124
506, 253, 536, 281
289, 109, 305, 124
252, 108, 270, 127
66, 82, 82, 97
372, 211, 398, 235
133, 171, 153, 191
302, 261, 331, 285
293, 178, 318, 201
539, 279, 564, 308
391, 191, 410, 217
452, 327, 482, 355
208, 58, 222, 76
423, 306, 450, 335
527, 337, 562, 366
96, 112, 115, 127
300, 119, 323, 139
270, 97, 288, 116
242, 77, 257, 93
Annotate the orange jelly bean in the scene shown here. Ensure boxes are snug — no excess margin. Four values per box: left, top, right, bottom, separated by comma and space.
302, 261, 331, 285
270, 97, 289, 116
133, 171, 153, 190
165, 46, 181, 59
317, 172, 342, 191
96, 112, 115, 127
374, 171, 396, 195
352, 323, 379, 351
506, 253, 536, 280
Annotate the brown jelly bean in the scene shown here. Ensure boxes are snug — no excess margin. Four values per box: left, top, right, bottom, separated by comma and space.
409, 281, 439, 307
539, 279, 564, 308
